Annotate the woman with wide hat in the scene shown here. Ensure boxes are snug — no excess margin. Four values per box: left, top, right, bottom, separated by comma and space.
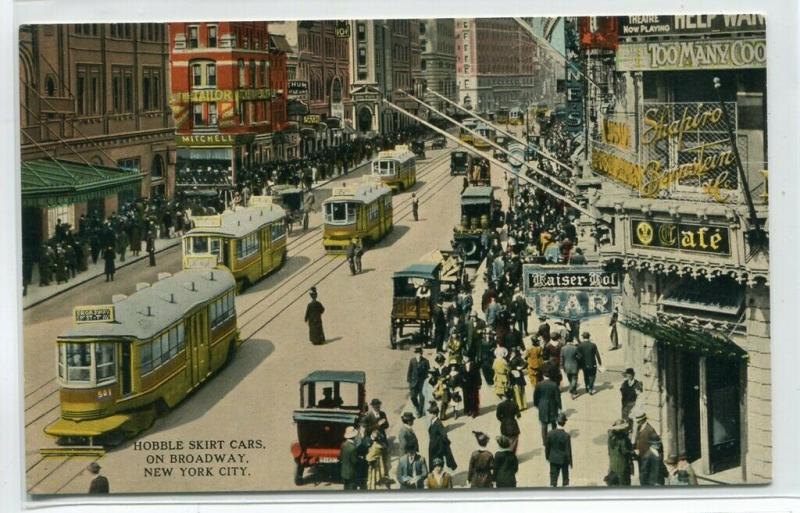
425, 457, 453, 489
467, 431, 494, 488
605, 418, 634, 486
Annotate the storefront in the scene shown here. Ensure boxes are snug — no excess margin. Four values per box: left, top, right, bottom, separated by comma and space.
174, 133, 255, 189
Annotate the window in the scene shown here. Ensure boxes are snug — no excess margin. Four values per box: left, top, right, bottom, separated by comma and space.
142, 67, 162, 111
94, 343, 116, 384
357, 23, 366, 41
238, 59, 245, 86
210, 291, 236, 328
236, 232, 259, 259
358, 47, 367, 66
421, 59, 426, 71
208, 25, 217, 47
193, 103, 203, 126
271, 222, 286, 242
260, 61, 268, 87
151, 155, 165, 179
190, 60, 216, 88
208, 103, 218, 126
47, 205, 74, 239
64, 343, 92, 383
207, 63, 216, 87
140, 325, 187, 375
117, 158, 140, 172
189, 25, 199, 48
192, 64, 202, 87
76, 64, 102, 115
324, 202, 356, 224
249, 60, 256, 87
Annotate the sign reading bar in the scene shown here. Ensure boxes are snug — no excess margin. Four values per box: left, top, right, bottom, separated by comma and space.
630, 219, 731, 255
616, 39, 766, 71
74, 305, 115, 324
620, 14, 765, 37
523, 265, 622, 321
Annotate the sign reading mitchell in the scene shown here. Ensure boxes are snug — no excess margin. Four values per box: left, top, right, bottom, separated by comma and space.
523, 265, 622, 321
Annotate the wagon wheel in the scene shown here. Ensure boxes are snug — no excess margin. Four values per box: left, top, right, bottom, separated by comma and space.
294, 462, 305, 486
390, 320, 397, 349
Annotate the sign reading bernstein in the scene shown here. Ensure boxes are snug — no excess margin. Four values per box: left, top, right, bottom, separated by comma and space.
73, 305, 115, 324
630, 218, 731, 255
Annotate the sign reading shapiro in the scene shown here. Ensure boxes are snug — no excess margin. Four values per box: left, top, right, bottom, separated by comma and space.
523, 265, 622, 320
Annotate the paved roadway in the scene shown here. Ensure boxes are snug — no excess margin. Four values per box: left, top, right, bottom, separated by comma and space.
25, 135, 631, 495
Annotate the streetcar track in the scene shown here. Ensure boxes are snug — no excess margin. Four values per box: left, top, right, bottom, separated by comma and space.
25, 147, 458, 493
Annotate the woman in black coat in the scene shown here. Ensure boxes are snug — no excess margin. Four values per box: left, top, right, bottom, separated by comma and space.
494, 435, 519, 488
427, 403, 457, 471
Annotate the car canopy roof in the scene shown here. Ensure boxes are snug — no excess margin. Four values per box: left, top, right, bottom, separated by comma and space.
300, 370, 366, 384
461, 186, 494, 205
393, 262, 440, 281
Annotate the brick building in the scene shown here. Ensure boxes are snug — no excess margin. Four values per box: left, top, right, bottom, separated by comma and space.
19, 23, 174, 262
168, 21, 288, 189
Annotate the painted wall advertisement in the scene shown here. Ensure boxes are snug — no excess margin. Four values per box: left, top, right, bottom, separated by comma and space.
523, 265, 622, 320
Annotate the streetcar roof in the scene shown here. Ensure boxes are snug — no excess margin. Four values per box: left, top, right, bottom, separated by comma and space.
323, 182, 390, 205
461, 186, 494, 205
393, 262, 440, 280
185, 204, 286, 238
60, 269, 236, 341
375, 146, 415, 163
300, 370, 366, 384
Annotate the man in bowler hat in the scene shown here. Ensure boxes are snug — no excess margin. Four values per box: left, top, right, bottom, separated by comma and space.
407, 347, 430, 418
545, 412, 572, 487
87, 462, 109, 494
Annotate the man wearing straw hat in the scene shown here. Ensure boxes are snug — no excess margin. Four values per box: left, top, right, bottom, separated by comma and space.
340, 426, 360, 490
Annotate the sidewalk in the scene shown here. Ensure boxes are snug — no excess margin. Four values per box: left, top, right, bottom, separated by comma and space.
22, 157, 376, 311
22, 236, 183, 310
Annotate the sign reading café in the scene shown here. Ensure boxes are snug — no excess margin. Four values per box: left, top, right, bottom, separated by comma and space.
630, 218, 731, 256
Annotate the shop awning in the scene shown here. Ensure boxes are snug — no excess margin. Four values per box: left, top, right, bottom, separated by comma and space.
622, 313, 748, 360
22, 158, 143, 208
661, 277, 744, 316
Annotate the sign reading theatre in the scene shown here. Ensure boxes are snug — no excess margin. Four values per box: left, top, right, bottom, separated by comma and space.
523, 265, 622, 321
630, 219, 731, 255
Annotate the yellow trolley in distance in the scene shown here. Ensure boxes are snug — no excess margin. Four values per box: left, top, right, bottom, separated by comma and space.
371, 145, 417, 192
460, 117, 478, 144
182, 198, 287, 291
43, 269, 238, 449
323, 177, 393, 253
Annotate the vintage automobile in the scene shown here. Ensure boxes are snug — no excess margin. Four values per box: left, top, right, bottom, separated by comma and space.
410, 139, 427, 159
430, 135, 447, 150
419, 249, 465, 300
493, 135, 509, 162
290, 370, 366, 485
270, 184, 307, 223
468, 156, 491, 186
390, 263, 441, 348
450, 150, 472, 176
452, 186, 502, 266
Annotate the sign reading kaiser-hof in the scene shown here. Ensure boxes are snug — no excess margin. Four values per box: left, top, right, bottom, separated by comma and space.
523, 265, 622, 320
630, 218, 731, 255
617, 38, 766, 72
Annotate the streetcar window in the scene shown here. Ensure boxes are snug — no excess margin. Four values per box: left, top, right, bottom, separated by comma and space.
94, 343, 116, 384
271, 222, 285, 242
65, 343, 91, 383
236, 232, 260, 259
190, 237, 209, 254
57, 346, 64, 379
168, 328, 178, 359
325, 202, 355, 224
140, 343, 152, 374
375, 161, 394, 176
177, 324, 186, 351
209, 238, 221, 261
211, 293, 235, 328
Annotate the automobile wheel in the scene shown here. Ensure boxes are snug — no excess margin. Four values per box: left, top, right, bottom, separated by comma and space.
458, 240, 478, 258
294, 462, 305, 486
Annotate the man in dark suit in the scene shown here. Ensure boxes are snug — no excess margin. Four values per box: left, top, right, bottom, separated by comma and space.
495, 389, 521, 453
407, 348, 430, 417
639, 436, 666, 486
87, 462, 109, 494
577, 332, 602, 395
545, 413, 572, 487
340, 426, 360, 490
635, 412, 658, 473
534, 373, 562, 446
432, 300, 447, 351
536, 316, 551, 343
397, 412, 419, 455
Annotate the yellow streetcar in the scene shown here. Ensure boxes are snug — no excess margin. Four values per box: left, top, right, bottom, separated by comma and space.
473, 123, 496, 150
460, 117, 478, 144
509, 107, 524, 125
371, 145, 417, 192
182, 198, 287, 291
496, 108, 510, 125
43, 269, 239, 448
322, 177, 393, 253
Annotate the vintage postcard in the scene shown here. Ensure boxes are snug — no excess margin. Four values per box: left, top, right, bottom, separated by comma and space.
19, 14, 769, 496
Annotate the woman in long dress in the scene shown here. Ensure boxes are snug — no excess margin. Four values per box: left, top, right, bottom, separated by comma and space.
304, 287, 326, 345
366, 430, 390, 490
492, 347, 509, 399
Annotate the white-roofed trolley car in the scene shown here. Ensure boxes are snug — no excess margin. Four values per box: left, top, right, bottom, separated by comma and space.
460, 117, 478, 144
371, 145, 417, 192
43, 269, 239, 450
509, 107, 524, 125
473, 123, 496, 150
182, 198, 287, 291
322, 177, 393, 253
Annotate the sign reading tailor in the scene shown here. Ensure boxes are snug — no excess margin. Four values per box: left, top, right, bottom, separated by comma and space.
523, 265, 622, 320
630, 219, 731, 255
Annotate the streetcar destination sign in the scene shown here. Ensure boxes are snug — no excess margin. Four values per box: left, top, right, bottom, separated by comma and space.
73, 305, 116, 324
